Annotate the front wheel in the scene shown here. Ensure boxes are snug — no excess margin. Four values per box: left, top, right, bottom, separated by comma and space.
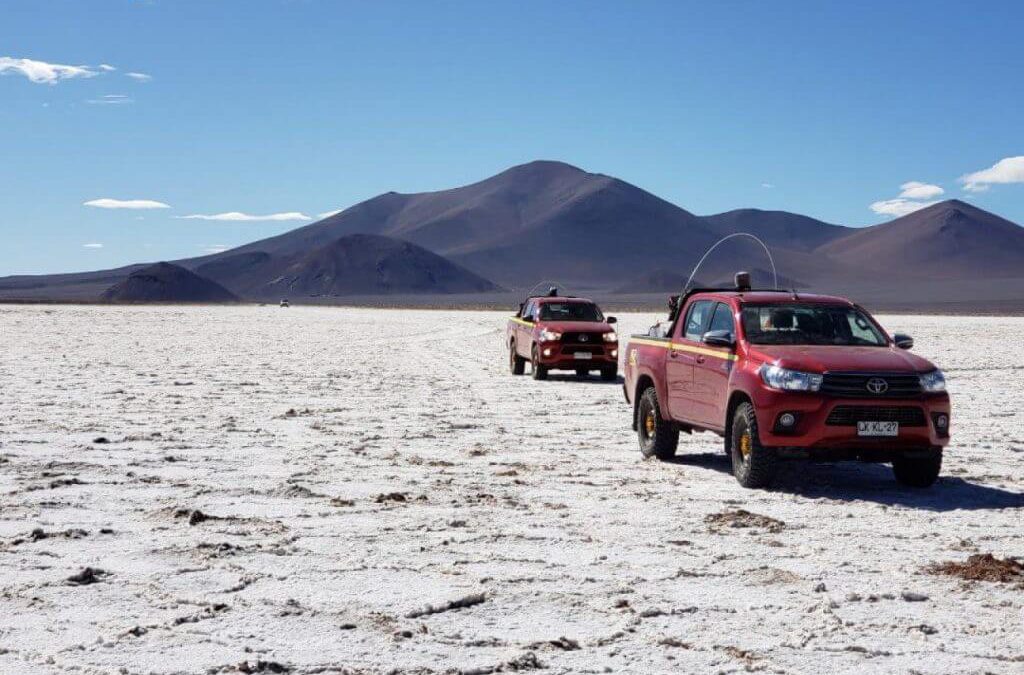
729, 402, 777, 489
509, 341, 525, 375
892, 452, 942, 487
637, 386, 678, 460
600, 366, 617, 382
531, 346, 548, 380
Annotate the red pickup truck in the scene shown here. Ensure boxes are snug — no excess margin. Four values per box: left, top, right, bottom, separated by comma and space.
508, 293, 619, 381
623, 277, 950, 489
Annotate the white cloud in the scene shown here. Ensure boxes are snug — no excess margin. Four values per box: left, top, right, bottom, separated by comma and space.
126, 71, 152, 82
760, 182, 775, 189
82, 243, 104, 249
898, 181, 944, 200
202, 244, 230, 254
869, 198, 938, 217
84, 198, 171, 209
318, 209, 343, 219
176, 211, 312, 222
98, 64, 116, 72
960, 156, 1024, 192
87, 94, 133, 105
0, 56, 98, 84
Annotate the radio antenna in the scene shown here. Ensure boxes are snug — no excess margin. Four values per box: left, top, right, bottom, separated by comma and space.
681, 232, 779, 297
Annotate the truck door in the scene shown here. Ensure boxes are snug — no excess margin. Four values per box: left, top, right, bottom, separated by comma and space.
690, 302, 737, 429
517, 300, 535, 358
667, 299, 713, 422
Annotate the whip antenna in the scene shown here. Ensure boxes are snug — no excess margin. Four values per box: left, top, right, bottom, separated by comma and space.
681, 232, 778, 296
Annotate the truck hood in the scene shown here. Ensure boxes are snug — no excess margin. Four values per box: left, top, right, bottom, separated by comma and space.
542, 320, 616, 334
746, 345, 937, 374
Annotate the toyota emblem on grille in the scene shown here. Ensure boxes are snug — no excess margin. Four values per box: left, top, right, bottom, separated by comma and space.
866, 377, 889, 394
579, 335, 589, 342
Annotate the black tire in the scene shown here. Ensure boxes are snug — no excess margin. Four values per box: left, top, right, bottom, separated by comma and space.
575, 368, 589, 379
637, 386, 678, 460
892, 452, 942, 488
509, 341, 525, 375
531, 346, 548, 380
729, 402, 777, 489
600, 366, 617, 382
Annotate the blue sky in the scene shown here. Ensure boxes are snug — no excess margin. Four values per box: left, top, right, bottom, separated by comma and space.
1, 1, 1022, 275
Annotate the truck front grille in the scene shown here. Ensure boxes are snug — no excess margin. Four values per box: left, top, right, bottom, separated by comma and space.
561, 332, 604, 344
825, 405, 927, 427
821, 372, 923, 398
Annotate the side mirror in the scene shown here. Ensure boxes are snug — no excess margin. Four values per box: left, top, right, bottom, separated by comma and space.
894, 333, 914, 350
702, 329, 735, 348
606, 316, 617, 324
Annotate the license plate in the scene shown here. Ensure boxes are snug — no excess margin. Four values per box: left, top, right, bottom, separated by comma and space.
573, 352, 593, 360
857, 421, 899, 437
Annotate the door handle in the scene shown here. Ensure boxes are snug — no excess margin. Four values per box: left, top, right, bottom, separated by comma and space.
669, 351, 678, 358
696, 355, 706, 364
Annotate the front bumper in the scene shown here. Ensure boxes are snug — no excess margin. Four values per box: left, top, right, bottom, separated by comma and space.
536, 341, 618, 369
753, 388, 951, 452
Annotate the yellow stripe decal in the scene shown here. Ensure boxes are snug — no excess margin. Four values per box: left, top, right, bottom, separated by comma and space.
630, 338, 737, 361
509, 318, 533, 327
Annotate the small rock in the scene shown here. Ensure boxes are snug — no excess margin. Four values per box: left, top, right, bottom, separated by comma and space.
66, 567, 104, 586
92, 437, 110, 444
901, 591, 929, 602
813, 582, 827, 593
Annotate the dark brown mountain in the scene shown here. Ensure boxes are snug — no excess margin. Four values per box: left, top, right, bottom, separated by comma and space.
100, 263, 238, 303
817, 199, 1024, 278
252, 234, 501, 297
704, 209, 851, 251
1, 161, 1023, 308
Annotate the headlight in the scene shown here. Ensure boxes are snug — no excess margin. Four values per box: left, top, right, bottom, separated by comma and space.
760, 365, 823, 392
919, 369, 946, 392
603, 331, 617, 343
539, 328, 561, 342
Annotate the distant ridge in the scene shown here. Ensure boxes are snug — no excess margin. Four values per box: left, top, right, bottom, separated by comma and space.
101, 262, 238, 303
1, 160, 1023, 308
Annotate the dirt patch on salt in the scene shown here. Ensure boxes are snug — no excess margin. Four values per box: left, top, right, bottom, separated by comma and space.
705, 509, 786, 534
926, 554, 1024, 583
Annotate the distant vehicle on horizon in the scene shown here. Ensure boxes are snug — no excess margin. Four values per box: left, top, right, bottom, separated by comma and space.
508, 289, 619, 381
280, 299, 290, 307
623, 273, 950, 489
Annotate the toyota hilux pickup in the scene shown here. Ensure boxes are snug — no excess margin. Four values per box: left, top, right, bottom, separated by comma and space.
623, 274, 950, 489
508, 292, 619, 381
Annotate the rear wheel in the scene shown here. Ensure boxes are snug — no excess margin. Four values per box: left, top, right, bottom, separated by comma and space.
509, 341, 525, 375
531, 346, 548, 380
729, 402, 777, 489
575, 368, 589, 378
637, 386, 678, 460
600, 366, 617, 382
892, 452, 942, 487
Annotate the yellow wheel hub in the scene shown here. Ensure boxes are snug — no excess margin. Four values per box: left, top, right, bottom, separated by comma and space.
739, 432, 753, 459
644, 412, 656, 436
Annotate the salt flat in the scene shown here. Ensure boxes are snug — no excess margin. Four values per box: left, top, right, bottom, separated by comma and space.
1, 305, 1022, 675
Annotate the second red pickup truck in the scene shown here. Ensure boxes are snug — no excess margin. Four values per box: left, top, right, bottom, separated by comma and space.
623, 275, 950, 489
508, 292, 619, 381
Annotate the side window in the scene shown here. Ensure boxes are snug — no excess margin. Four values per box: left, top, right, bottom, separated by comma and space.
682, 300, 713, 341
521, 301, 534, 320
707, 303, 735, 337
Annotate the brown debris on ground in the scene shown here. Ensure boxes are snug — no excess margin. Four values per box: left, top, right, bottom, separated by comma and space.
926, 554, 1024, 583
705, 509, 786, 534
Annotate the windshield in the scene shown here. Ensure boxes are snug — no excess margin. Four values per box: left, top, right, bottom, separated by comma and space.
539, 302, 603, 322
740, 304, 887, 346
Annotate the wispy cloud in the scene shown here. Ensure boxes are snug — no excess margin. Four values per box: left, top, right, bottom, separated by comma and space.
898, 181, 944, 200
98, 64, 117, 72
87, 94, 133, 105
202, 244, 231, 254
84, 198, 171, 209
126, 71, 152, 82
760, 182, 775, 189
960, 156, 1024, 192
82, 243, 104, 249
0, 56, 98, 84
869, 198, 938, 218
176, 211, 312, 222
318, 209, 343, 219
